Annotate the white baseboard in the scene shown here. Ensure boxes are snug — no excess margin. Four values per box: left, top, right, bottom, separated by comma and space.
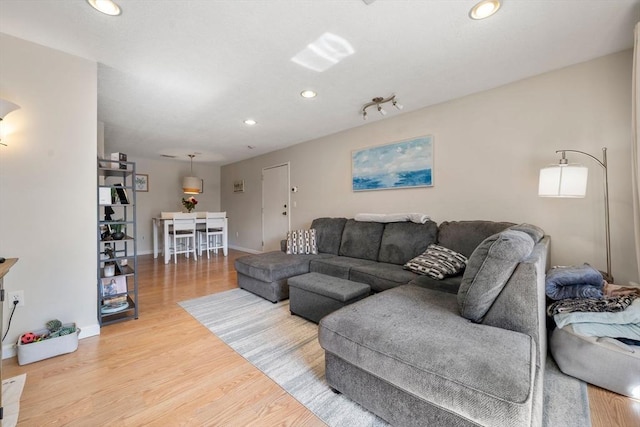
229, 245, 262, 254
2, 322, 101, 360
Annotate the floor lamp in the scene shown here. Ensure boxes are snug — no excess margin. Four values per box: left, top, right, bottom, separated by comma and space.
538, 147, 612, 282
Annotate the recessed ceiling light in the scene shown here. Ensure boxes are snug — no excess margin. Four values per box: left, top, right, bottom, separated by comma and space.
469, 0, 501, 20
244, 119, 257, 126
87, 0, 121, 16
300, 90, 317, 99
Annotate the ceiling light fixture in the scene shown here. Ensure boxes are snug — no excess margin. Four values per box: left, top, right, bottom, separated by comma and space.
87, 0, 122, 16
469, 0, 501, 20
244, 119, 257, 126
182, 154, 202, 194
0, 98, 20, 146
300, 90, 317, 99
361, 95, 403, 120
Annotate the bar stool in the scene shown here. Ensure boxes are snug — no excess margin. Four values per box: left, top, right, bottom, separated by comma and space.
169, 213, 198, 263
198, 212, 226, 258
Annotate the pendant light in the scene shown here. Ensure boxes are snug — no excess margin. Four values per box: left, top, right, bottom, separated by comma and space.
182, 154, 202, 194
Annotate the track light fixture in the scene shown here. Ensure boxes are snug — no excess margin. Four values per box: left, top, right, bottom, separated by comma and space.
361, 95, 402, 120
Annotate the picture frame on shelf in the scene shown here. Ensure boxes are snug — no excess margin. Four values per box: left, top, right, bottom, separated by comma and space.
135, 174, 148, 192
101, 275, 127, 298
113, 183, 129, 204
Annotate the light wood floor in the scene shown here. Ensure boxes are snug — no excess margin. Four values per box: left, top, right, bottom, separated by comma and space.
4, 251, 639, 426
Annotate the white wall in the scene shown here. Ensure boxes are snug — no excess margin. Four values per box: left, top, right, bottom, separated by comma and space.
113, 156, 221, 254
0, 33, 98, 357
222, 50, 639, 285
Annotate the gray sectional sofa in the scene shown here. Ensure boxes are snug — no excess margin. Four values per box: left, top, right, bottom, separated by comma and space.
234, 217, 549, 426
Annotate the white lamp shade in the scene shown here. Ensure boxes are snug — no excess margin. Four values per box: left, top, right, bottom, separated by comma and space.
182, 176, 201, 194
538, 165, 588, 197
0, 99, 20, 120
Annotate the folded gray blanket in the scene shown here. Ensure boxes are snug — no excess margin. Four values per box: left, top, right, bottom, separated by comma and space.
545, 263, 603, 300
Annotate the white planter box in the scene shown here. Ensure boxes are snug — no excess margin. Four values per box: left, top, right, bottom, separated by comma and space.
16, 323, 79, 365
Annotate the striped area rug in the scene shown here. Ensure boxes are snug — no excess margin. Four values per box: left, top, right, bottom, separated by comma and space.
180, 288, 590, 427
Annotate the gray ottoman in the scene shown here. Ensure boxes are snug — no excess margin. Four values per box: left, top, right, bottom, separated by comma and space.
289, 272, 371, 323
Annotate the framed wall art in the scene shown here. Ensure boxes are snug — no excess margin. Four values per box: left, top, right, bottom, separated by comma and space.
352, 135, 433, 191
135, 174, 149, 192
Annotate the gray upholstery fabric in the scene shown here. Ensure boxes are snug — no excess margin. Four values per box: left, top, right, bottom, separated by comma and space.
289, 273, 370, 323
237, 272, 289, 303
310, 217, 348, 255
437, 220, 515, 258
339, 219, 385, 261
377, 221, 438, 265
234, 251, 330, 283
482, 237, 550, 364
408, 274, 463, 294
310, 256, 377, 279
288, 272, 371, 302
319, 285, 536, 427
510, 223, 545, 243
349, 262, 419, 292
551, 324, 640, 398
457, 230, 534, 322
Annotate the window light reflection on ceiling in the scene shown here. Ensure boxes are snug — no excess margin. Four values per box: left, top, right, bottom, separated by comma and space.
291, 32, 355, 72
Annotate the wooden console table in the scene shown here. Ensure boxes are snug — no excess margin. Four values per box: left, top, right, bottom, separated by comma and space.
0, 257, 18, 421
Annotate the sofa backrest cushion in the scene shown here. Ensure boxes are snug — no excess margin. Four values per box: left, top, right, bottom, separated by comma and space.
509, 223, 545, 243
457, 229, 535, 323
437, 220, 515, 258
310, 217, 348, 255
378, 221, 438, 265
339, 219, 385, 261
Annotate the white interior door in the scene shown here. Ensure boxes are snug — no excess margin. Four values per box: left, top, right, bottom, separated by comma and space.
262, 163, 290, 252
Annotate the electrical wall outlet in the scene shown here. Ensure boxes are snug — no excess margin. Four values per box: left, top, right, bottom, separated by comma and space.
9, 290, 25, 307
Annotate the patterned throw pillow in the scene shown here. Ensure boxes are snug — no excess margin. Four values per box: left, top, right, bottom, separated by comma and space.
286, 229, 318, 255
403, 244, 468, 279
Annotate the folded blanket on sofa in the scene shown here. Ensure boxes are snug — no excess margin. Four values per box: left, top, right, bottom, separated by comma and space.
354, 213, 430, 224
545, 263, 603, 300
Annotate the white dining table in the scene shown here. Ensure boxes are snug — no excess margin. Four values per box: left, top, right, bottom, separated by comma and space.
152, 215, 228, 264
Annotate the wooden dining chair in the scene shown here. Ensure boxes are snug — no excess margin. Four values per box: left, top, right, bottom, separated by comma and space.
169, 212, 198, 263
198, 212, 226, 259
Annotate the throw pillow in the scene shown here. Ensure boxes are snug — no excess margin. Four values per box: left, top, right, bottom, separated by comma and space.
457, 230, 534, 323
286, 229, 318, 255
403, 244, 468, 279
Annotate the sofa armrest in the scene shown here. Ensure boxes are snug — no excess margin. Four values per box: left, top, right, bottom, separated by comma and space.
481, 236, 550, 366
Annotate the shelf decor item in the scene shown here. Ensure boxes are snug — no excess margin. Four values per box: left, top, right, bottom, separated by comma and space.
182, 196, 198, 213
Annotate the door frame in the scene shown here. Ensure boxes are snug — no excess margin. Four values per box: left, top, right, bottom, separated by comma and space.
261, 162, 291, 251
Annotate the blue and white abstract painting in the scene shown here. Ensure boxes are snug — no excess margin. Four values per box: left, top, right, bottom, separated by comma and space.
352, 135, 433, 191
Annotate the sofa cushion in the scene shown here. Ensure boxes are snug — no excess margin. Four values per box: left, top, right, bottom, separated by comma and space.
319, 285, 536, 426
310, 256, 377, 280
339, 219, 385, 261
408, 274, 463, 294
437, 220, 515, 258
377, 221, 438, 265
458, 230, 535, 322
509, 223, 545, 243
285, 229, 317, 254
403, 244, 467, 279
310, 217, 347, 255
349, 262, 418, 292
234, 251, 331, 283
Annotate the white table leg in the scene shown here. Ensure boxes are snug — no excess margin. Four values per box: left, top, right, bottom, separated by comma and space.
164, 220, 171, 264
153, 218, 159, 259
223, 218, 228, 256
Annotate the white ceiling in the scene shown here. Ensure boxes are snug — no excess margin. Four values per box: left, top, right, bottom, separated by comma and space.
1, 0, 638, 165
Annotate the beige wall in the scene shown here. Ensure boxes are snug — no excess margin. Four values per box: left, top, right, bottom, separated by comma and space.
222, 50, 639, 285
0, 33, 98, 356
122, 156, 221, 254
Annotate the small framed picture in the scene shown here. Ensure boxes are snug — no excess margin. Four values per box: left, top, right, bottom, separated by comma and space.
135, 174, 149, 192
101, 275, 127, 297
233, 180, 245, 193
